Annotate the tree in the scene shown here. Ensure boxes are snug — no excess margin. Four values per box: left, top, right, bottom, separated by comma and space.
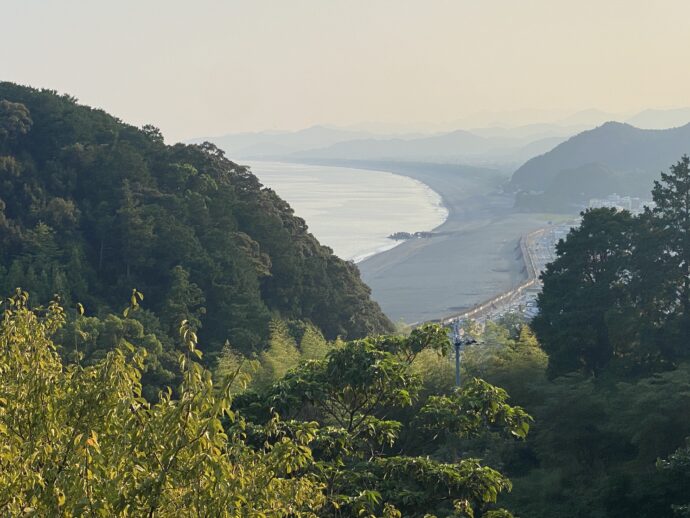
461, 321, 547, 405
507, 363, 690, 518
234, 324, 532, 517
160, 265, 206, 338
658, 438, 690, 517
117, 179, 156, 280
650, 155, 690, 351
299, 322, 330, 360
251, 319, 301, 390
0, 99, 32, 147
0, 293, 533, 517
533, 157, 690, 377
0, 292, 324, 516
533, 208, 635, 377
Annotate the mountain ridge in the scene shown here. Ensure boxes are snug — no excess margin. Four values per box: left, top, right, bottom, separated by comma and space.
510, 121, 690, 210
0, 82, 393, 358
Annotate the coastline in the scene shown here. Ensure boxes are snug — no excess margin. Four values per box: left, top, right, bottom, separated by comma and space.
282, 158, 562, 324
351, 174, 449, 263
248, 160, 448, 264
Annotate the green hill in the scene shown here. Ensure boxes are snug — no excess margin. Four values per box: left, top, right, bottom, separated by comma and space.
0, 82, 393, 356
510, 121, 690, 210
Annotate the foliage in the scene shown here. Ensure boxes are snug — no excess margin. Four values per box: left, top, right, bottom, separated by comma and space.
504, 157, 690, 515
0, 99, 32, 142
458, 317, 690, 518
532, 207, 635, 376
214, 319, 333, 394
0, 292, 325, 516
461, 320, 547, 404
0, 295, 532, 517
658, 438, 690, 517
650, 155, 690, 340
214, 343, 259, 396
0, 82, 393, 382
419, 379, 532, 442
299, 323, 330, 360
58, 309, 179, 401
430, 316, 690, 518
251, 319, 302, 390
233, 323, 531, 517
534, 156, 690, 377
502, 366, 690, 518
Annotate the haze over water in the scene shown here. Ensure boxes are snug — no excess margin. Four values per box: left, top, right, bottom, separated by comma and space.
249, 161, 448, 262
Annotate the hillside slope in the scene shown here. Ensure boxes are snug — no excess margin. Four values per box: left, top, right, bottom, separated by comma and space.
0, 82, 393, 355
510, 121, 690, 197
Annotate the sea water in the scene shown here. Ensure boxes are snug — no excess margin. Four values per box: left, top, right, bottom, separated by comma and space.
247, 161, 448, 262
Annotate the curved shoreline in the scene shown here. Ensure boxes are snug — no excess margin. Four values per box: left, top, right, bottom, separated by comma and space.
351, 168, 449, 263
285, 159, 560, 324
248, 160, 448, 264
351, 174, 449, 263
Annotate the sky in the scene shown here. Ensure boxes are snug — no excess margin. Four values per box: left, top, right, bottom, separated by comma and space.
2, 0, 690, 142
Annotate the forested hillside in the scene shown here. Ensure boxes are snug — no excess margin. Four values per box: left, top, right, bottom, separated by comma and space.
510, 121, 690, 210
0, 83, 392, 362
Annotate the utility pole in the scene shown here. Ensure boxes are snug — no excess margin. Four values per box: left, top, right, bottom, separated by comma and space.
455, 337, 462, 386
452, 320, 477, 387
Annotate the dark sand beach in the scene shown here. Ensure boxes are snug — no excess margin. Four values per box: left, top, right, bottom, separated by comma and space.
296, 160, 562, 324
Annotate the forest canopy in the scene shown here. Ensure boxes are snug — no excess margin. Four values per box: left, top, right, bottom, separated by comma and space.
0, 82, 393, 368
0, 294, 529, 517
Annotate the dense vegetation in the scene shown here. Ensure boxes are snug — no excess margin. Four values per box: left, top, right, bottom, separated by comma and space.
0, 292, 530, 517
450, 315, 690, 518
533, 156, 690, 378
478, 157, 690, 517
0, 83, 392, 387
3, 80, 690, 516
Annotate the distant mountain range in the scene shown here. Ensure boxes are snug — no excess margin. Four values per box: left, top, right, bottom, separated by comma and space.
510, 121, 690, 211
626, 108, 690, 129
288, 130, 568, 166
193, 125, 574, 166
188, 125, 380, 158
192, 107, 690, 169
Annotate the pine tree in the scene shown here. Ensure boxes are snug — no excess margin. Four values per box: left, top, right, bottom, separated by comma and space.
651, 155, 690, 333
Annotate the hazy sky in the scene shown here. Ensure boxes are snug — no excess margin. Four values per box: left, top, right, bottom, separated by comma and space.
3, 0, 690, 142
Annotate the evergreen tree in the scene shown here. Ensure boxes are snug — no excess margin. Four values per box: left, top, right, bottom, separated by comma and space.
533, 208, 635, 377
650, 155, 690, 353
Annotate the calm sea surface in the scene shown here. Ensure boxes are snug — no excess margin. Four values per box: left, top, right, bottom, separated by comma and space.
247, 161, 448, 262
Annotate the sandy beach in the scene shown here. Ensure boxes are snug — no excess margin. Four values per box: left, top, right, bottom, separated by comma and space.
294, 159, 563, 324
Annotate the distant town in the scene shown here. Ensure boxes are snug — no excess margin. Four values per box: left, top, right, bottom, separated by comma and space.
588, 193, 655, 213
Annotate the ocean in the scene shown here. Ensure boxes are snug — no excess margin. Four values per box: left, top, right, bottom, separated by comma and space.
247, 161, 448, 262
